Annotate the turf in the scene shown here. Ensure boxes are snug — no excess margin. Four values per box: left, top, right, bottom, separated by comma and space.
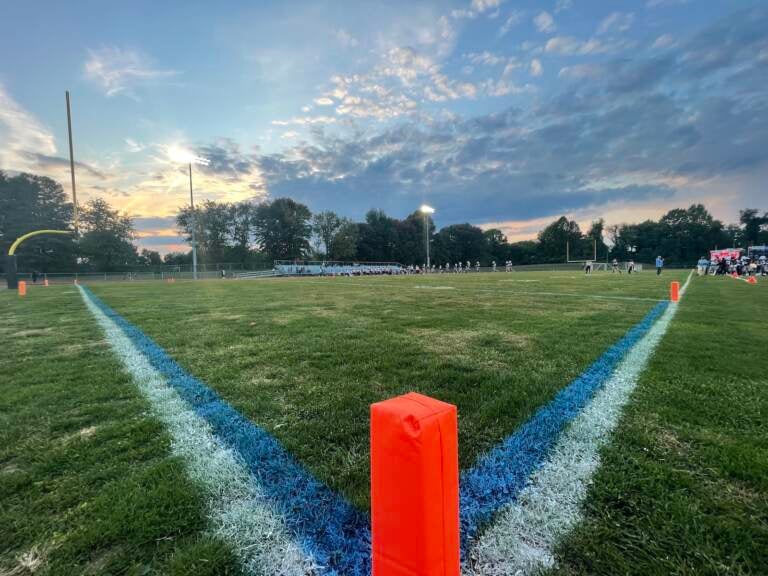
0, 288, 239, 575
551, 275, 768, 575
86, 270, 687, 509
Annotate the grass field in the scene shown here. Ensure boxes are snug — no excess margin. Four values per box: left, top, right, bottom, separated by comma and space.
2, 270, 766, 575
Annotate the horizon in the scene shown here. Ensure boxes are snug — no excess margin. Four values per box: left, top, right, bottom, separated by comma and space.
1, 0, 766, 254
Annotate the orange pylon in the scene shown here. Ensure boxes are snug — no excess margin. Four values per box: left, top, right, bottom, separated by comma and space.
670, 281, 680, 302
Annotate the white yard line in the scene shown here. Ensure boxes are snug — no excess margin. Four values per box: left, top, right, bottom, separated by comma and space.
467, 271, 693, 575
78, 286, 314, 576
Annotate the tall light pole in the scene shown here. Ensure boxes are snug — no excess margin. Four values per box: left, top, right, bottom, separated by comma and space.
420, 204, 435, 269
168, 146, 208, 280
187, 162, 197, 280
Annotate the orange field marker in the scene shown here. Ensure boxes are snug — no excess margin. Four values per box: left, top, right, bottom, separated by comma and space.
371, 392, 460, 576
747, 276, 757, 284
18, 281, 26, 296
670, 281, 680, 302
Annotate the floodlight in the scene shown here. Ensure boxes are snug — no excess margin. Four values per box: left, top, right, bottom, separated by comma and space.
167, 145, 209, 166
420, 204, 435, 214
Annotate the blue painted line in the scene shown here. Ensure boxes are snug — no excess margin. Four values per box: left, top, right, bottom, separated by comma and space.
81, 287, 371, 576
83, 286, 667, 571
458, 300, 669, 551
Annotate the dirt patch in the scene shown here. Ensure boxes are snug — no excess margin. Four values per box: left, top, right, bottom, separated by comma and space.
60, 426, 98, 445
410, 327, 531, 370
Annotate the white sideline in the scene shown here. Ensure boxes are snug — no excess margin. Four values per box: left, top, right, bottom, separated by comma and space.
78, 286, 314, 575
467, 271, 693, 575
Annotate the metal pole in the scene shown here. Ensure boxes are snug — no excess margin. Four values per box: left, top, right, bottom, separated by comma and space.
65, 91, 78, 233
188, 162, 198, 280
424, 213, 430, 269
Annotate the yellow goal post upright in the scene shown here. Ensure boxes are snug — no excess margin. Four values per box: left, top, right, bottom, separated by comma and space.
5, 230, 74, 290
5, 92, 80, 290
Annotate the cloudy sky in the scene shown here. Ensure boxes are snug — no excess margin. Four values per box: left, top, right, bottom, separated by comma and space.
1, 1, 766, 253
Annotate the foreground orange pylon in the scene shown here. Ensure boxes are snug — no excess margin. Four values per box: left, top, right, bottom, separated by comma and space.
371, 392, 460, 576
747, 276, 758, 284
670, 281, 680, 302
18, 281, 26, 296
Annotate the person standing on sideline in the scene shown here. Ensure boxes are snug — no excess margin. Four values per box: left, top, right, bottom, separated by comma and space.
655, 255, 664, 275
585, 260, 593, 274
627, 260, 636, 274
611, 258, 622, 274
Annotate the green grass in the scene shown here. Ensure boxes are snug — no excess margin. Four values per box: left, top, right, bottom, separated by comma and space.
0, 287, 239, 575
551, 275, 768, 575
8, 269, 763, 575
87, 270, 686, 509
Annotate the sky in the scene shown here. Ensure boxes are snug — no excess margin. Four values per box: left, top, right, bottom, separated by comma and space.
1, 0, 766, 253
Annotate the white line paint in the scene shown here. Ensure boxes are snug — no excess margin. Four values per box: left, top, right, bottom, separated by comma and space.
467, 271, 693, 575
78, 286, 314, 576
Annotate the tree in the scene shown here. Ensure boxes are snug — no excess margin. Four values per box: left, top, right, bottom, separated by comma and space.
433, 223, 488, 264
252, 198, 312, 260
0, 171, 76, 272
538, 216, 582, 262
229, 201, 257, 264
163, 251, 192, 266
312, 211, 343, 257
484, 228, 508, 263
138, 249, 163, 267
739, 209, 768, 246
508, 240, 539, 265
356, 210, 399, 262
77, 198, 138, 271
177, 200, 231, 264
586, 219, 607, 259
329, 220, 359, 260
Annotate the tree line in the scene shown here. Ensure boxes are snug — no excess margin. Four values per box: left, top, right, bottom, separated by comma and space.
2, 170, 766, 273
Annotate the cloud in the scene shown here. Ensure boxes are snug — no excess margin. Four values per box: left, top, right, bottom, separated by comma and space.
534, 12, 555, 34
555, 0, 573, 14
530, 59, 543, 77
335, 28, 359, 48
124, 138, 147, 153
545, 36, 617, 55
272, 115, 338, 126
498, 11, 525, 36
84, 47, 179, 97
558, 63, 603, 79
465, 51, 507, 66
651, 34, 676, 49
248, 8, 768, 230
313, 97, 335, 106
0, 83, 57, 172
453, 0, 505, 20
597, 12, 634, 35
646, 0, 689, 8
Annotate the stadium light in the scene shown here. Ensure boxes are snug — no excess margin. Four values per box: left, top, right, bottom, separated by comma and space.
419, 204, 435, 269
167, 146, 209, 280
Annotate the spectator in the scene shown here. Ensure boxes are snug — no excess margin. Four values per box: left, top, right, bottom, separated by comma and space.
655, 255, 664, 276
